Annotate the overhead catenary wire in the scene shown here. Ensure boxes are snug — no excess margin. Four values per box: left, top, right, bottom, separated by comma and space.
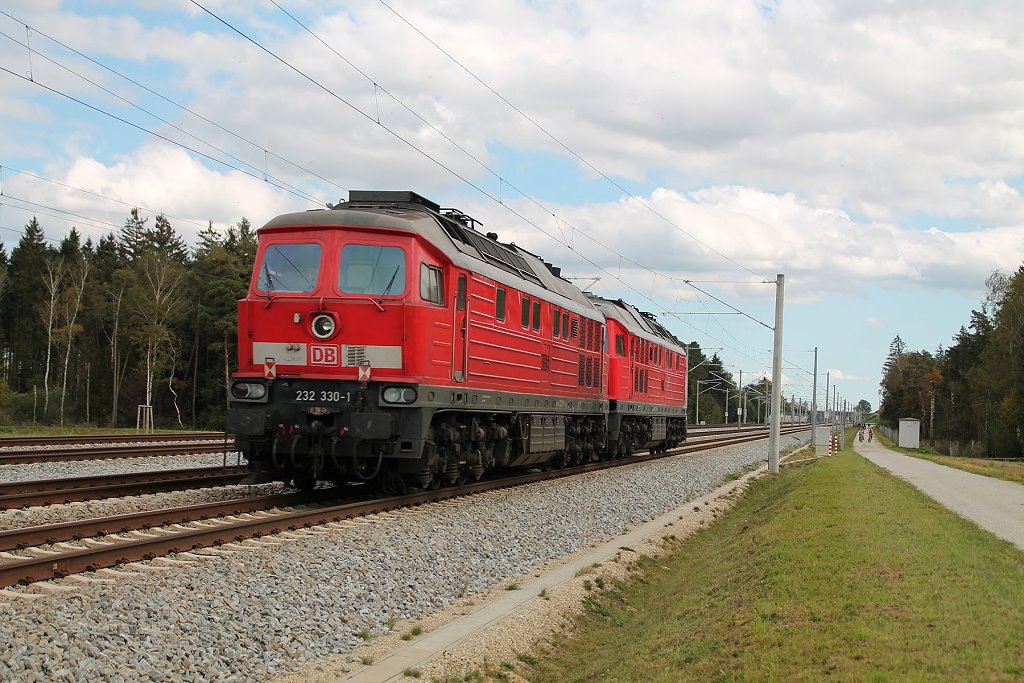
363, 1, 803, 371
187, 1, 712, 332
1, 165, 212, 233
0, 64, 328, 208
195, 2, 790, 378
375, 0, 772, 283
0, 8, 350, 199
4, 6, 796, 386
255, 0, 778, 340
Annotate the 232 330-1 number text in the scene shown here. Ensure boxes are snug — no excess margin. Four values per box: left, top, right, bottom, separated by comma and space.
295, 390, 346, 402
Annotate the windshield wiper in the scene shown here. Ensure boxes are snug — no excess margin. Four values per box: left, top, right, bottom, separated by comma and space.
377, 265, 401, 305
262, 262, 275, 308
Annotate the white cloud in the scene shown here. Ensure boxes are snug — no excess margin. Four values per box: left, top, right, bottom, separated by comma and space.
827, 369, 861, 382
5, 143, 298, 248
865, 317, 884, 327
6, 0, 1023, 229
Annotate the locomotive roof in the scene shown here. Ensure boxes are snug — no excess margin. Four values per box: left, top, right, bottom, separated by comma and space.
587, 295, 688, 355
259, 192, 603, 322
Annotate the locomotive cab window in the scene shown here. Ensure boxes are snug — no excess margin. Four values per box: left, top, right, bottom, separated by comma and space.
615, 334, 625, 356
339, 244, 405, 296
532, 301, 541, 332
561, 311, 569, 339
521, 296, 531, 328
553, 308, 561, 337
419, 264, 444, 305
257, 243, 321, 293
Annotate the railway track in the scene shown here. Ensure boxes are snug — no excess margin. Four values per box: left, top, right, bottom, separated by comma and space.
0, 425, 808, 588
0, 432, 229, 448
0, 442, 235, 466
0, 466, 250, 509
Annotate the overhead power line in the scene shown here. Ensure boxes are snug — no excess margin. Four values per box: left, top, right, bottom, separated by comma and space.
2, 6, 789, 378
0, 8, 349, 199
375, 0, 772, 282
259, 0, 777, 340
2, 164, 210, 232
0, 63, 326, 207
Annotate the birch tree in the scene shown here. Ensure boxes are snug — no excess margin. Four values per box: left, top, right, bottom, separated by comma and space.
129, 252, 187, 410
39, 256, 68, 419
57, 251, 90, 425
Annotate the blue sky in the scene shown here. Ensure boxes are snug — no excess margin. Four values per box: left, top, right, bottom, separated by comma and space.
3, 0, 1024, 412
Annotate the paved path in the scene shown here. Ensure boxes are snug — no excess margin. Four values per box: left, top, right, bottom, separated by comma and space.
855, 436, 1024, 551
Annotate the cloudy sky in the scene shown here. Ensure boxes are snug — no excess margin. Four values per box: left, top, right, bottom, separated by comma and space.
2, 0, 1023, 413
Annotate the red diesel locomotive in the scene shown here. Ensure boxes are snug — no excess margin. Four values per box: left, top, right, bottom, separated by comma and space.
226, 191, 687, 491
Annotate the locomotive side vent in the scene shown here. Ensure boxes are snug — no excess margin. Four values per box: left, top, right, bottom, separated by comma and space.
346, 345, 368, 367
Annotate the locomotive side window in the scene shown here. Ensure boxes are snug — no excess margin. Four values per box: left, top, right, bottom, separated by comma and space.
553, 308, 561, 337
496, 288, 506, 321
339, 244, 405, 296
419, 264, 444, 305
456, 275, 467, 310
561, 312, 569, 339
532, 301, 541, 332
521, 296, 530, 328
615, 334, 625, 356
257, 243, 321, 293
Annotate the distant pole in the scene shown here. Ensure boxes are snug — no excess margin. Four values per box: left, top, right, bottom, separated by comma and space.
811, 347, 818, 446
824, 372, 830, 423
738, 370, 743, 429
768, 274, 785, 474
930, 380, 936, 446
725, 388, 730, 425
695, 382, 700, 425
833, 386, 838, 428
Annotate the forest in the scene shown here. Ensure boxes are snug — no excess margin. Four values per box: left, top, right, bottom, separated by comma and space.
0, 211, 802, 431
878, 269, 1024, 458
0, 212, 256, 429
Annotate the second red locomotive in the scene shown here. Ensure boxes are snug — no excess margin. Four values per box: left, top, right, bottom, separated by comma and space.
226, 191, 687, 490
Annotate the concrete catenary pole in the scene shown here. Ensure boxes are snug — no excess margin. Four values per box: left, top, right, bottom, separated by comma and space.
768, 274, 785, 473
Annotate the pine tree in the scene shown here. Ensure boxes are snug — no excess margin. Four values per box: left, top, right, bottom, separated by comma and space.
119, 208, 148, 262
195, 221, 222, 260
146, 214, 189, 264
225, 217, 257, 265
2, 218, 51, 392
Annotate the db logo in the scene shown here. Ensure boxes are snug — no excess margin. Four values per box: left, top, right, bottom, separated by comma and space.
309, 344, 339, 366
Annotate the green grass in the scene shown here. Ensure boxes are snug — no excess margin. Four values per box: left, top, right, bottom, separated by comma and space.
523, 448, 1024, 682
875, 431, 1024, 485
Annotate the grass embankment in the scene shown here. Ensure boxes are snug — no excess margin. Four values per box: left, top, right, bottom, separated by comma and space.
521, 449, 1024, 682
873, 431, 1024, 485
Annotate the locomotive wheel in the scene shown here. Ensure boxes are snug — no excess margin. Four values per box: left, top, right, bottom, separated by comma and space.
378, 467, 407, 495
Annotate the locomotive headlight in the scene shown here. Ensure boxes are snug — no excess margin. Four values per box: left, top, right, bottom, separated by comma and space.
382, 386, 417, 404
311, 313, 336, 340
231, 381, 268, 400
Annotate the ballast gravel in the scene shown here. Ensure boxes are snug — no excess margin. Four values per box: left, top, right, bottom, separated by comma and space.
0, 451, 245, 484
0, 438, 797, 682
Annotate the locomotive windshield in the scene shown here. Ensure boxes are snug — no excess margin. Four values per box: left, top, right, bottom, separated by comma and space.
256, 243, 321, 293
339, 244, 406, 296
